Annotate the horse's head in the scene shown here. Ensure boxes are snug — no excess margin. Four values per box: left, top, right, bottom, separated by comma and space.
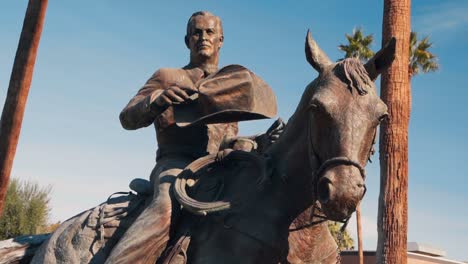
302, 31, 396, 221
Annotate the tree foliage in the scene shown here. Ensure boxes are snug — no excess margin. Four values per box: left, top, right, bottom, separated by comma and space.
339, 28, 439, 79
338, 27, 375, 61
0, 178, 51, 240
409, 31, 439, 77
328, 221, 354, 250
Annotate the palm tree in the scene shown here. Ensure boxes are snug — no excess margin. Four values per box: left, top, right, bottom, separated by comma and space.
339, 25, 438, 264
0, 0, 48, 216
377, 0, 411, 263
338, 27, 375, 61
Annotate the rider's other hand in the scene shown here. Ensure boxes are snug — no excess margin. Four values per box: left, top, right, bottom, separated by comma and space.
266, 118, 286, 144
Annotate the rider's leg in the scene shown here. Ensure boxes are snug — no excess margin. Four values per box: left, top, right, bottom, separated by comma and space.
105, 158, 190, 264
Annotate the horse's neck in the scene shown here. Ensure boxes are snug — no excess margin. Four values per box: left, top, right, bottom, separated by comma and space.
266, 110, 320, 217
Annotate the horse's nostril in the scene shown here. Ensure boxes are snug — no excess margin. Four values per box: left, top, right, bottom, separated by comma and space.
317, 178, 332, 203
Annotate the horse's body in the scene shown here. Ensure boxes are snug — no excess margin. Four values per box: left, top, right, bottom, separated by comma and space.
29, 31, 396, 264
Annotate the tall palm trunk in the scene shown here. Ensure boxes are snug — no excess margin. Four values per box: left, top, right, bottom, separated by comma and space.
356, 205, 363, 264
0, 0, 48, 216
377, 0, 411, 263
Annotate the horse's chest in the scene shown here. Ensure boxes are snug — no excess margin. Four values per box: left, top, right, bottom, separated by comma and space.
187, 220, 284, 264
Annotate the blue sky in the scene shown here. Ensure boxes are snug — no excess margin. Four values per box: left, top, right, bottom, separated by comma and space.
1, 0, 467, 261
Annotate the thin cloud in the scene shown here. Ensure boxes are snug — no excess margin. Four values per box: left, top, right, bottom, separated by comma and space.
413, 2, 468, 34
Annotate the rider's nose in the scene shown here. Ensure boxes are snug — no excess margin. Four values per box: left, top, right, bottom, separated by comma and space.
201, 31, 208, 40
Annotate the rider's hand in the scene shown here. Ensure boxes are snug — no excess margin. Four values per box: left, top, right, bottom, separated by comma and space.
153, 86, 191, 108
256, 118, 286, 153
265, 118, 285, 144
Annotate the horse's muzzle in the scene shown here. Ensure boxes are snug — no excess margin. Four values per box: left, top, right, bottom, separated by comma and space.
316, 164, 366, 221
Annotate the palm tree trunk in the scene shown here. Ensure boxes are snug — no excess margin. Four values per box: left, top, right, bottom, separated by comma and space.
356, 205, 363, 264
376, 0, 411, 263
0, 0, 48, 216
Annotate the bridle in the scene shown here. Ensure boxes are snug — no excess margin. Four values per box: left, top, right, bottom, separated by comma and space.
315, 157, 366, 182
306, 105, 367, 197
289, 105, 372, 232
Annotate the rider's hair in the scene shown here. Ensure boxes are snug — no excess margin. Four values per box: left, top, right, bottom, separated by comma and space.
186, 11, 223, 37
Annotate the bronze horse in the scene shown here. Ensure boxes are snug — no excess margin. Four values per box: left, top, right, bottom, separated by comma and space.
172, 31, 396, 264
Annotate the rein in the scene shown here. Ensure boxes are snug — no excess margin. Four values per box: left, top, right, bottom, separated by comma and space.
174, 149, 266, 216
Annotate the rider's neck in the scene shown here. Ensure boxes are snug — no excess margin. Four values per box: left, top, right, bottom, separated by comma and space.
186, 61, 218, 77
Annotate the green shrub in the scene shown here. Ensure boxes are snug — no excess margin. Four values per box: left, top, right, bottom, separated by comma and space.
0, 178, 51, 239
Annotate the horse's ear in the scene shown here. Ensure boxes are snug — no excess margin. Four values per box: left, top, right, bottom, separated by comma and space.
365, 37, 396, 81
305, 30, 332, 73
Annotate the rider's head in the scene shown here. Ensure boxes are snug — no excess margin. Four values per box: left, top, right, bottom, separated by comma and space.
185, 11, 224, 66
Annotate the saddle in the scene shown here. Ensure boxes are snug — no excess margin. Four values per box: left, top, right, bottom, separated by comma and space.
31, 189, 150, 264
158, 148, 269, 264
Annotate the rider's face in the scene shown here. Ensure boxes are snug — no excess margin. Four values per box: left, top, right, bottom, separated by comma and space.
187, 16, 223, 59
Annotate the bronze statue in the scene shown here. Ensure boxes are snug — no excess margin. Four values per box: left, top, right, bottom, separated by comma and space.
106, 11, 278, 264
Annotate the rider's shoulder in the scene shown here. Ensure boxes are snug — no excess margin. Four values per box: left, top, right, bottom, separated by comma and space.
151, 67, 203, 87
152, 67, 183, 79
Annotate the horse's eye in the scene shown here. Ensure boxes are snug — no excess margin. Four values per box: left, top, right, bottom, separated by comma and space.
378, 113, 389, 123
308, 100, 323, 112
309, 103, 319, 111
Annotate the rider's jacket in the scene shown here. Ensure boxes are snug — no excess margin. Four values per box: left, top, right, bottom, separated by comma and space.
119, 67, 238, 160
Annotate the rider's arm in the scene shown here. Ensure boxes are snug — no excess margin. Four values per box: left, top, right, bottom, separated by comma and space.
120, 68, 199, 130
119, 71, 167, 130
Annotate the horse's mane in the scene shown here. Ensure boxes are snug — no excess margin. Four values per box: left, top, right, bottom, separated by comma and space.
334, 58, 373, 96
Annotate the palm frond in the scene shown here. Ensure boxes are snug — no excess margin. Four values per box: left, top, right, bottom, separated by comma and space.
409, 31, 439, 77
338, 27, 375, 62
